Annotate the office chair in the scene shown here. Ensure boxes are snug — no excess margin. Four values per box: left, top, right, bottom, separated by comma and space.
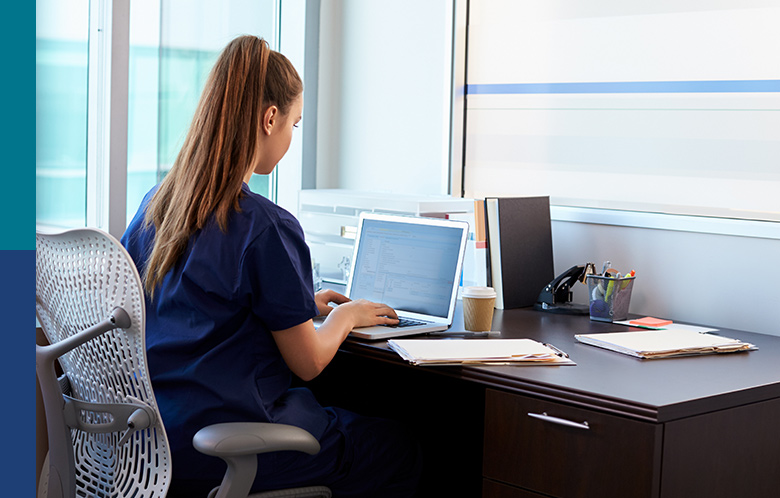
36, 228, 331, 498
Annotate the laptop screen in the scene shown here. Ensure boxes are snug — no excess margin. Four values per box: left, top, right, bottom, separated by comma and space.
347, 215, 467, 319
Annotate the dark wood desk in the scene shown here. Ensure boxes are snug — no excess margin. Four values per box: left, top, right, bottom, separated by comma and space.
306, 306, 780, 498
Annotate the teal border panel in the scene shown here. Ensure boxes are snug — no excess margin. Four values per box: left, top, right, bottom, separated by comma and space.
3, 2, 34, 250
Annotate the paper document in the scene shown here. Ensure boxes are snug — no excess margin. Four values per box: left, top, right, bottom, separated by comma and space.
387, 338, 575, 366
575, 330, 755, 359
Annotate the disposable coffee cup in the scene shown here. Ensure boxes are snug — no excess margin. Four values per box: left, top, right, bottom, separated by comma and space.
462, 286, 497, 332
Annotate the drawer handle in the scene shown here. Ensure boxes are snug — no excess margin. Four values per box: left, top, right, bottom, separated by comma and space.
528, 412, 590, 430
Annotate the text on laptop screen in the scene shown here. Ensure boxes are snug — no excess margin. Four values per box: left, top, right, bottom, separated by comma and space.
350, 218, 463, 318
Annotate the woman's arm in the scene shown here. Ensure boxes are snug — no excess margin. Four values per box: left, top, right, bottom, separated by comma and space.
271, 298, 398, 381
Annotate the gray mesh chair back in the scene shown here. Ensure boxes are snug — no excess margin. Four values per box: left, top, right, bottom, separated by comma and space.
36, 228, 171, 498
36, 228, 331, 498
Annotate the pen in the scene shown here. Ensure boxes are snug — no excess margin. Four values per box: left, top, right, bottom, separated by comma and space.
543, 342, 570, 358
427, 331, 500, 338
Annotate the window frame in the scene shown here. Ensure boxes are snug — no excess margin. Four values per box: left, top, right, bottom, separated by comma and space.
86, 0, 129, 239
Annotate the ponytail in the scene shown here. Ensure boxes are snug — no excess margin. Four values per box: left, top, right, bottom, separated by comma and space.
141, 36, 302, 296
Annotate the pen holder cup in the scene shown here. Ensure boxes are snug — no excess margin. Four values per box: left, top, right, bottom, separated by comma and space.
586, 275, 635, 322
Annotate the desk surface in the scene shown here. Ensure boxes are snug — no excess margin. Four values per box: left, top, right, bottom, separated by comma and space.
342, 303, 780, 423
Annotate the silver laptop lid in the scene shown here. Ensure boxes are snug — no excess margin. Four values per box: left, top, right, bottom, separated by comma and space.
345, 212, 469, 324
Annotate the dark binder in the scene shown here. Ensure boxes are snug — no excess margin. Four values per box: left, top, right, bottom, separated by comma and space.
484, 196, 554, 309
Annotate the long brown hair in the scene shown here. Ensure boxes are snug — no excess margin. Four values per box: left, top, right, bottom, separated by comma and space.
142, 35, 302, 295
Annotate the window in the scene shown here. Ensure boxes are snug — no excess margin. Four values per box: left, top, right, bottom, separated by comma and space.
36, 0, 91, 229
462, 0, 780, 230
36, 0, 282, 237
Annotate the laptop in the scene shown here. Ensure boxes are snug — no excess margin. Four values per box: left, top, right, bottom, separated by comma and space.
318, 212, 469, 340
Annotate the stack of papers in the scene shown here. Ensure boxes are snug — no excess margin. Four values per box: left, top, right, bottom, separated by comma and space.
575, 330, 756, 359
387, 338, 575, 366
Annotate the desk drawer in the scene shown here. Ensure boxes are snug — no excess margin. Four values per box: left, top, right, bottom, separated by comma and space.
483, 389, 661, 498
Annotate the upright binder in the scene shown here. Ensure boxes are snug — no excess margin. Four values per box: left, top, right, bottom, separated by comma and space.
485, 196, 554, 309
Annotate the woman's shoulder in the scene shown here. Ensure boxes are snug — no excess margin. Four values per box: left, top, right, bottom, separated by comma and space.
237, 183, 300, 231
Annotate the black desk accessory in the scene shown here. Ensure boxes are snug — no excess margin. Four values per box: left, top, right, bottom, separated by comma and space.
534, 263, 595, 315
484, 196, 554, 309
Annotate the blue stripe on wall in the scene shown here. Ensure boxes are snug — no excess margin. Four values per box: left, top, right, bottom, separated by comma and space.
467, 80, 780, 95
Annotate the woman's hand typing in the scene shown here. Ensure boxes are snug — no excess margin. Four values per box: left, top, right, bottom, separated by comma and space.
328, 298, 399, 329
314, 288, 350, 316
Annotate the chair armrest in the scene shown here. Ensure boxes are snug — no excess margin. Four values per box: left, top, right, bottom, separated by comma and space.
193, 423, 323, 498
193, 422, 321, 458
37, 308, 131, 365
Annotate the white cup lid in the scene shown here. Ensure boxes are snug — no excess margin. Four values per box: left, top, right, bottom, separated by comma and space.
462, 286, 497, 298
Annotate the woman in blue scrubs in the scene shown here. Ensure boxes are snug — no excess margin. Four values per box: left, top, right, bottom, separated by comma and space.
122, 36, 421, 497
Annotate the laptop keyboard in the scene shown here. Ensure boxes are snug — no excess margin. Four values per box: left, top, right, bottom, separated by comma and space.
386, 317, 429, 328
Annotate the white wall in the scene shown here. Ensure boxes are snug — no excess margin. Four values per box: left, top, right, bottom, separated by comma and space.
553, 221, 780, 336
316, 0, 453, 195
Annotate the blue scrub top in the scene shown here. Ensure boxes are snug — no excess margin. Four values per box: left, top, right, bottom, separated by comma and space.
121, 183, 322, 481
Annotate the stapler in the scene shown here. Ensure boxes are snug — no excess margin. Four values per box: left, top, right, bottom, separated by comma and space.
534, 263, 595, 315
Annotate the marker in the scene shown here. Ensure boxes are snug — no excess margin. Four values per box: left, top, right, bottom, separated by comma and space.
427, 331, 500, 338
